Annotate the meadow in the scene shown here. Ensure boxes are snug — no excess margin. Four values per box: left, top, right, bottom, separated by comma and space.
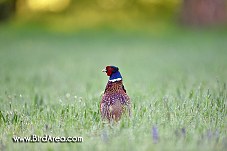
0, 25, 227, 151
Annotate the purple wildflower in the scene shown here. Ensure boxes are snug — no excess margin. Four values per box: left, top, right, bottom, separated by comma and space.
181, 128, 186, 138
101, 130, 108, 143
152, 125, 159, 144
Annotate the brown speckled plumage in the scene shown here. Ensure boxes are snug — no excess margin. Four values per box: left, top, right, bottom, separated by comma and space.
101, 73, 131, 122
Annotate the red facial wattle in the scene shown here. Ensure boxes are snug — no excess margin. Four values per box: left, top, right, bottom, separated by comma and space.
106, 66, 113, 76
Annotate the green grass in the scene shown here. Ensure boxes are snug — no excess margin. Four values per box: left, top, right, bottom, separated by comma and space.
0, 25, 227, 151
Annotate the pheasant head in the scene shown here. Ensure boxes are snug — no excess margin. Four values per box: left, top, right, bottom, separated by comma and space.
102, 66, 122, 82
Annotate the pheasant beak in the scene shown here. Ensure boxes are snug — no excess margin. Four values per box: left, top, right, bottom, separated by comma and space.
102, 69, 107, 72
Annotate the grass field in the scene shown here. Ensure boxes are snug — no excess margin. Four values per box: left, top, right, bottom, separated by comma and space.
0, 25, 227, 151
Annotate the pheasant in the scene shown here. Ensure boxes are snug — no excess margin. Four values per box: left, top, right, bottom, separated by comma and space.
100, 66, 131, 122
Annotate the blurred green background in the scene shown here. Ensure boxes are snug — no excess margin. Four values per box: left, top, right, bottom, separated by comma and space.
1, 0, 227, 32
